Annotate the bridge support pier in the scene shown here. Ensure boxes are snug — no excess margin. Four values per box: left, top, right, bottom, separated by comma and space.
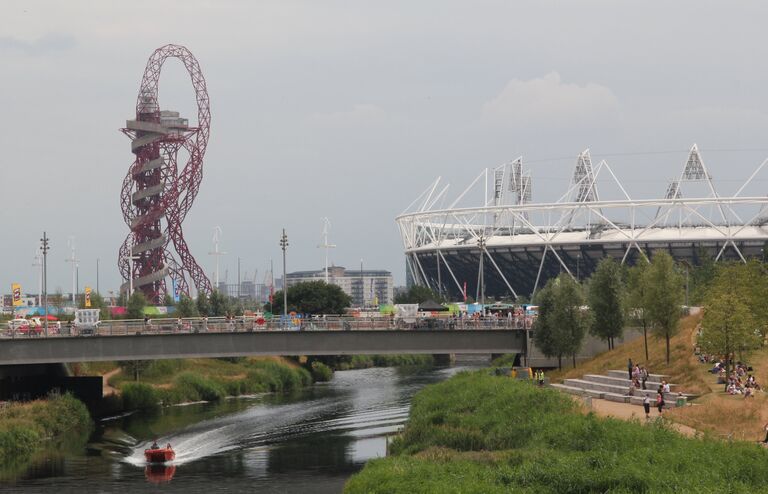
432, 354, 455, 366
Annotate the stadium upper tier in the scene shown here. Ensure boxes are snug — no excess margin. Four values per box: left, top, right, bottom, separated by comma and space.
396, 145, 768, 300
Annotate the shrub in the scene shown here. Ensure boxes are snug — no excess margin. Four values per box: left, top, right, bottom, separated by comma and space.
311, 361, 333, 382
122, 382, 160, 411
173, 372, 225, 402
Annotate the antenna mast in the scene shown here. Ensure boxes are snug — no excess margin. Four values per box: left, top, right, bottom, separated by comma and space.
318, 218, 336, 283
208, 226, 227, 289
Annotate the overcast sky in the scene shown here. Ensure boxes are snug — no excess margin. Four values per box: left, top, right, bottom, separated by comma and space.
2, 1, 768, 295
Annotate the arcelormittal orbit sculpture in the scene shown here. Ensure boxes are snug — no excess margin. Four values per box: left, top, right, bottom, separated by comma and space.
118, 44, 213, 303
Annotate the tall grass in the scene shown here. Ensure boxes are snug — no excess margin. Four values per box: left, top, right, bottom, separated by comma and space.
345, 372, 768, 493
0, 394, 91, 464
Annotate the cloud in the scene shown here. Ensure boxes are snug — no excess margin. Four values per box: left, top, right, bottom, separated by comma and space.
0, 33, 77, 55
306, 104, 393, 128
481, 72, 620, 127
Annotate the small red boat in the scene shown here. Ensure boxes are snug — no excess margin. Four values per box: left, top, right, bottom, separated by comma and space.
144, 445, 175, 463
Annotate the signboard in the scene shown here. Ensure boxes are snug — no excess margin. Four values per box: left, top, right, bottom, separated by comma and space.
11, 283, 22, 307
84, 286, 92, 308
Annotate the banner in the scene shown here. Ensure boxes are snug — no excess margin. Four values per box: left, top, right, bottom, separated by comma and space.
85, 286, 92, 308
463, 281, 467, 302
171, 278, 180, 303
11, 283, 22, 307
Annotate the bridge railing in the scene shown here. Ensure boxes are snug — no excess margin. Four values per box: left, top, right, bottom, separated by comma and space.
2, 315, 531, 338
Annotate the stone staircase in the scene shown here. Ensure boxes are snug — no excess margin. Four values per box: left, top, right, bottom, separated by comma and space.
551, 370, 688, 408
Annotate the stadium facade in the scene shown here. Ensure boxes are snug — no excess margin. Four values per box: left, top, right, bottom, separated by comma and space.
396, 145, 768, 301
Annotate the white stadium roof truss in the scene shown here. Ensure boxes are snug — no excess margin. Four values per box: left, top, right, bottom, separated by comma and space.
397, 145, 768, 299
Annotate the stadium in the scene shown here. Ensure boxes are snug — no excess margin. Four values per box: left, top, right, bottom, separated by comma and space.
396, 145, 768, 301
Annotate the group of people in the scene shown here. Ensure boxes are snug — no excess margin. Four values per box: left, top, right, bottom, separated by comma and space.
628, 359, 669, 419
627, 360, 651, 391
702, 356, 762, 398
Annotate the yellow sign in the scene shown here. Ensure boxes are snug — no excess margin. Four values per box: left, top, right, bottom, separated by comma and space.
11, 283, 22, 307
85, 287, 92, 308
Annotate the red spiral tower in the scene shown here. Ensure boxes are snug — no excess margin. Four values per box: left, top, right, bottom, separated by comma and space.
119, 44, 212, 303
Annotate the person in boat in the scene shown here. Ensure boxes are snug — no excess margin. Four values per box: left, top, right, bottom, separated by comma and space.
166, 443, 172, 450
151, 440, 159, 450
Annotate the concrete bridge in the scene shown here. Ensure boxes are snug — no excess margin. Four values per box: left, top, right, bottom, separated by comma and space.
0, 329, 526, 366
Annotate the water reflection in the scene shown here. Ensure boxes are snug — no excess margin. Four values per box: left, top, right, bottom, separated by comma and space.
2, 365, 473, 493
144, 464, 176, 484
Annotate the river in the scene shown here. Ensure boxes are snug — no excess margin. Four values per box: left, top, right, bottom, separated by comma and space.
3, 364, 474, 493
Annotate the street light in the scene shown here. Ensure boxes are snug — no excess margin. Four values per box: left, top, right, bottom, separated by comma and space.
280, 229, 288, 318
121, 254, 140, 297
478, 235, 486, 308
40, 232, 49, 336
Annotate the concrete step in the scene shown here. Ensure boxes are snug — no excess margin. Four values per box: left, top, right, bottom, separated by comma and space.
563, 378, 681, 402
582, 373, 674, 390
607, 369, 667, 381
604, 392, 629, 403
550, 383, 585, 396
584, 389, 605, 399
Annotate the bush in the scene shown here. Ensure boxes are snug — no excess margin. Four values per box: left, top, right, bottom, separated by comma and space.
0, 394, 91, 464
173, 372, 225, 402
122, 382, 160, 411
311, 361, 333, 382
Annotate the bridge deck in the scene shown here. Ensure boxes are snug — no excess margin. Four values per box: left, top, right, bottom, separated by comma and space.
0, 329, 525, 365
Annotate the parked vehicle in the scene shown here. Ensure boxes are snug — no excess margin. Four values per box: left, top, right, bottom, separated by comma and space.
7, 318, 30, 333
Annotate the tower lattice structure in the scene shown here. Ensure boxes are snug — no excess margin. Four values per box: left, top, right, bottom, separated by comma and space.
118, 44, 213, 303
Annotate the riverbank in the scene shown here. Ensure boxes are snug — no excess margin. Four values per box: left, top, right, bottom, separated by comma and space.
345, 371, 768, 493
108, 357, 312, 409
0, 394, 91, 467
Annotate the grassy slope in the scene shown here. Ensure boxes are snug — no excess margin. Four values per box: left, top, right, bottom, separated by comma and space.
345, 373, 768, 493
549, 312, 768, 441
550, 314, 711, 395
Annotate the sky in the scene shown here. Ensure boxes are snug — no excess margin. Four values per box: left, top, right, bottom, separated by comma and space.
2, 1, 768, 296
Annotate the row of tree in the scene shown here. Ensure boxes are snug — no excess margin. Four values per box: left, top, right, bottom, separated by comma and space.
699, 261, 768, 389
534, 252, 686, 368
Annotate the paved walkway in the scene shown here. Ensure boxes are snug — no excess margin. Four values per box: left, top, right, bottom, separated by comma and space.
102, 368, 121, 396
569, 395, 697, 437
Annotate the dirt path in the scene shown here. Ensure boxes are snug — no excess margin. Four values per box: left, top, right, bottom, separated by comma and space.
102, 368, 121, 396
569, 395, 697, 437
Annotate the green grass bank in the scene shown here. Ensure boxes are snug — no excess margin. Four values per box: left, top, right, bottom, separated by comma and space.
111, 357, 312, 410
345, 372, 768, 493
0, 394, 92, 466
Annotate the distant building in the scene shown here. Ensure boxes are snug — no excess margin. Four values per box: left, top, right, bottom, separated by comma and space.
286, 266, 394, 307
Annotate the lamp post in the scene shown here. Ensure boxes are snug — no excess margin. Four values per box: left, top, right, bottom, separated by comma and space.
478, 235, 486, 309
280, 229, 288, 318
40, 233, 49, 336
96, 258, 100, 295
122, 254, 140, 297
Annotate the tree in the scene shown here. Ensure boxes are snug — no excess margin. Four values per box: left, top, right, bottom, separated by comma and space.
209, 290, 230, 317
272, 281, 352, 315
163, 293, 174, 307
700, 289, 759, 391
196, 292, 211, 316
175, 295, 199, 317
588, 258, 625, 350
394, 285, 444, 304
126, 292, 148, 319
533, 274, 589, 369
627, 262, 651, 361
643, 252, 684, 364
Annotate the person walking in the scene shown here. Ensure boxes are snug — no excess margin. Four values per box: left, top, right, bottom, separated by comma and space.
643, 395, 651, 419
656, 388, 665, 415
641, 366, 648, 390
627, 358, 633, 380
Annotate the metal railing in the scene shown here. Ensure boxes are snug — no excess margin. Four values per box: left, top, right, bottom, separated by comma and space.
1, 315, 531, 338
